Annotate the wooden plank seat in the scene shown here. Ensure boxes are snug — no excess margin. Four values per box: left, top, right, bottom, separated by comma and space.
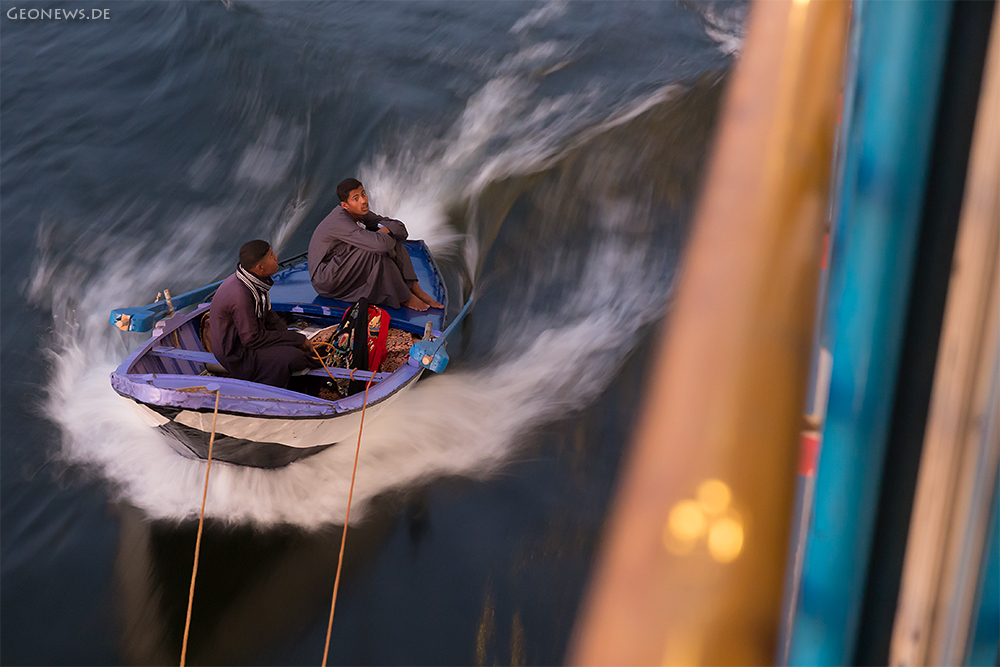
149, 346, 392, 382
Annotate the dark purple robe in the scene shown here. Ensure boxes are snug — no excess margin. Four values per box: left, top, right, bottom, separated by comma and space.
209, 272, 316, 388
307, 207, 418, 309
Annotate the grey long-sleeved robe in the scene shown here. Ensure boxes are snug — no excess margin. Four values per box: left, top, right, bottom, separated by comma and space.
307, 207, 418, 309
209, 272, 315, 387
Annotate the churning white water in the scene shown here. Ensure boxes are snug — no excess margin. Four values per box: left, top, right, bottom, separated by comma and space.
32, 3, 685, 528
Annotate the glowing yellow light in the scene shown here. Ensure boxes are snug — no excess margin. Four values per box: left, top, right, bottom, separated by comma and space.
662, 531, 697, 556
696, 479, 731, 515
792, 0, 809, 6
707, 516, 744, 563
667, 500, 706, 543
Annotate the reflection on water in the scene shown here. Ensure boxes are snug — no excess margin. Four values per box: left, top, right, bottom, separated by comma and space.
113, 500, 399, 665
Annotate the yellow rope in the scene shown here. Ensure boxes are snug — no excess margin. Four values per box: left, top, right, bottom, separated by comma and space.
321, 371, 374, 667
174, 337, 371, 667
180, 386, 221, 667
311, 341, 340, 379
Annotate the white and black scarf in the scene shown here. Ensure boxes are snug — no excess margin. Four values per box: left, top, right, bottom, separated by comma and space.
236, 264, 273, 319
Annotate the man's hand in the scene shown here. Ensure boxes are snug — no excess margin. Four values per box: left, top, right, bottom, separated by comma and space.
378, 226, 392, 235
301, 338, 317, 355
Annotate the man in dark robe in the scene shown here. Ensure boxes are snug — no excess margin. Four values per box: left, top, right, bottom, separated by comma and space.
210, 240, 318, 388
308, 178, 443, 311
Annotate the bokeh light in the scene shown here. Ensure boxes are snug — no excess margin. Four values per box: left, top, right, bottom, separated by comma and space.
696, 479, 731, 515
707, 515, 744, 563
667, 500, 707, 543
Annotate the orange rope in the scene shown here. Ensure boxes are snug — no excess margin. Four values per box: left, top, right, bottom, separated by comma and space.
180, 387, 221, 667
321, 372, 374, 667
312, 344, 372, 396
311, 343, 339, 383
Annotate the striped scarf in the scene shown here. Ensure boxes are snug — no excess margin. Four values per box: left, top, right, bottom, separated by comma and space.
236, 264, 272, 319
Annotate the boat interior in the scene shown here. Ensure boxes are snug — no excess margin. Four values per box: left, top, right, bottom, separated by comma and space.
130, 307, 416, 401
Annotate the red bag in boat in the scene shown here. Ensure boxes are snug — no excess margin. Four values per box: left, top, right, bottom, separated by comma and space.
364, 305, 389, 371
330, 299, 389, 372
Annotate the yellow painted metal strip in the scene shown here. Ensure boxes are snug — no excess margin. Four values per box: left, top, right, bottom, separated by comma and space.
568, 1, 849, 664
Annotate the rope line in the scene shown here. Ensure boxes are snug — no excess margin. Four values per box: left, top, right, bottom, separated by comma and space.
320, 366, 374, 667
173, 338, 372, 666
180, 387, 221, 667
311, 341, 340, 382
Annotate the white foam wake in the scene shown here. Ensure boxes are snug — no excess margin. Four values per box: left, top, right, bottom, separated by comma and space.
35, 3, 684, 527
48, 229, 673, 528
685, 1, 748, 56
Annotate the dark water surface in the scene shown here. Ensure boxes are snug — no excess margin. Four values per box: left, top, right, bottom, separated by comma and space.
1, 1, 742, 664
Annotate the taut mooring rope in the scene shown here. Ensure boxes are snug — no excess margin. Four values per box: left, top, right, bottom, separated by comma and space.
320, 366, 374, 667
179, 386, 221, 667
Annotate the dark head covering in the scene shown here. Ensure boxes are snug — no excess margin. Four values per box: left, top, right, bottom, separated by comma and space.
239, 239, 270, 270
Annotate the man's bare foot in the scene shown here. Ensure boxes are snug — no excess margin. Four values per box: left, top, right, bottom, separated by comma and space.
411, 282, 444, 309
403, 294, 430, 311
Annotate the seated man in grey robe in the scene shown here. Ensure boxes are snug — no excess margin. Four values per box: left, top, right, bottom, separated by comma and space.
210, 240, 318, 388
308, 178, 443, 312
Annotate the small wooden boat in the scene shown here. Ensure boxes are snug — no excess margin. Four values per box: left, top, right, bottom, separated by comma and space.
109, 241, 466, 469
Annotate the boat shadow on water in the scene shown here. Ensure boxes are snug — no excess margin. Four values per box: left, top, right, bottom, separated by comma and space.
111, 495, 416, 665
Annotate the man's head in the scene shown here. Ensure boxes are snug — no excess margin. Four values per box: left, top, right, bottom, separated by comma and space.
337, 178, 368, 219
239, 239, 278, 277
